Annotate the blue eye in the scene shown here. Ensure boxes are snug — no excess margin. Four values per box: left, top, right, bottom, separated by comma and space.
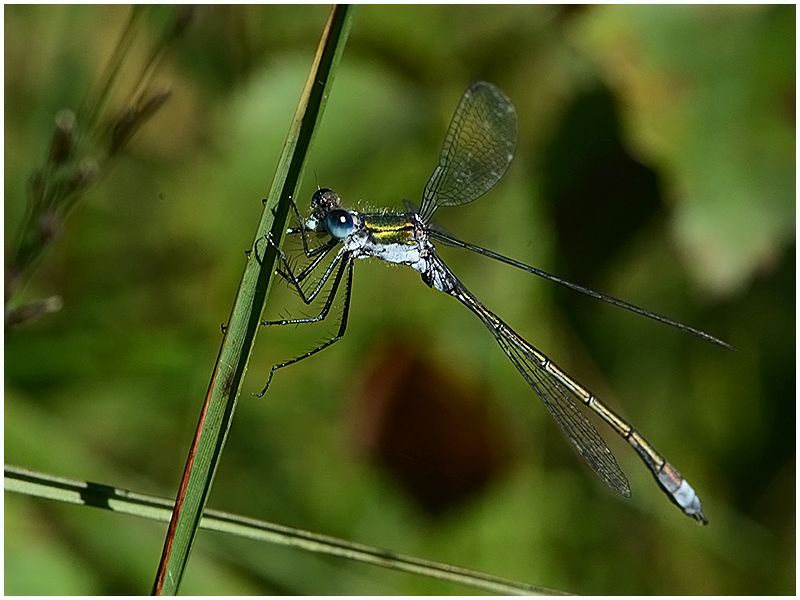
323, 209, 355, 239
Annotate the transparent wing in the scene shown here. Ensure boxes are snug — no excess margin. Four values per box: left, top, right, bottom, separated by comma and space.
438, 257, 631, 497
495, 330, 631, 497
418, 81, 517, 224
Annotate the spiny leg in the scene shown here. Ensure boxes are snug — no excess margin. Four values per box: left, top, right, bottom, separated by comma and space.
256, 253, 355, 397
285, 238, 342, 289
263, 226, 345, 306
253, 195, 335, 283
284, 193, 335, 261
264, 196, 342, 297
262, 245, 349, 327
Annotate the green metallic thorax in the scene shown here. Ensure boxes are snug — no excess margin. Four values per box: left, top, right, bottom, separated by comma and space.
361, 213, 418, 246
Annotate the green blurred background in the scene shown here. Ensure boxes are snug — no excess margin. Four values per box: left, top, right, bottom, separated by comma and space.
5, 5, 794, 594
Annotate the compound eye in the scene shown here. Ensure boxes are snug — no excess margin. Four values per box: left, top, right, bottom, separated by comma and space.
323, 209, 355, 239
312, 188, 333, 206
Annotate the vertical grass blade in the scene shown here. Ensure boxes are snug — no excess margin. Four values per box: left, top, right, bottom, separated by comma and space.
152, 5, 355, 594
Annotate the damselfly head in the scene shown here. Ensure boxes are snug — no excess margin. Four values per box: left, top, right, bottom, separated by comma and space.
311, 188, 342, 221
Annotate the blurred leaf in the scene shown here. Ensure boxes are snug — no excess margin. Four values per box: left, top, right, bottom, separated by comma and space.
574, 5, 794, 295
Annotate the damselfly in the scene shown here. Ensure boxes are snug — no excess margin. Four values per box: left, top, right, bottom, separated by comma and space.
260, 81, 732, 524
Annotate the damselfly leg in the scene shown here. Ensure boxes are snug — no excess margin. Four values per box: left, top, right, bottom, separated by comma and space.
256, 216, 355, 398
